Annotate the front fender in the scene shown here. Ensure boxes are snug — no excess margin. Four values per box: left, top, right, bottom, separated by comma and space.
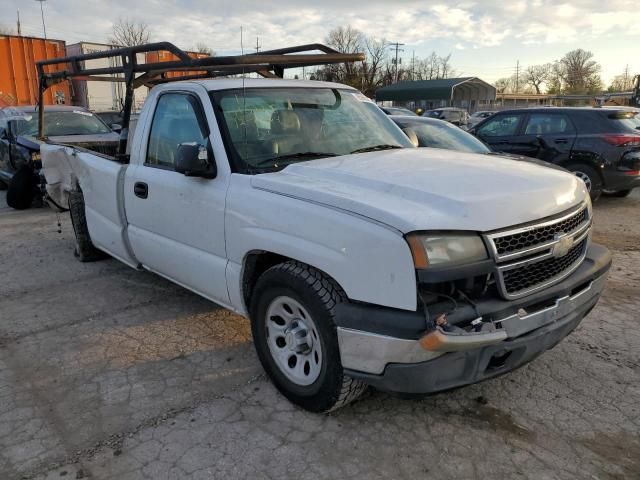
225, 175, 418, 312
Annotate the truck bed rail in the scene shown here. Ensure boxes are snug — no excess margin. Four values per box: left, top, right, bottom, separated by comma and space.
35, 42, 364, 161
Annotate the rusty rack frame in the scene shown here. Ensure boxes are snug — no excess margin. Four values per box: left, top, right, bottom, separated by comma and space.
36, 41, 364, 160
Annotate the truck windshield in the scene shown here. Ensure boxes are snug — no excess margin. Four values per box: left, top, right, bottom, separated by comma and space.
15, 110, 112, 137
211, 88, 413, 172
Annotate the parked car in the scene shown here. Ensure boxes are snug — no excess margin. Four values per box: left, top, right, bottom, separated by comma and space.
391, 115, 493, 153
391, 115, 569, 173
468, 107, 640, 199
467, 110, 495, 129
94, 110, 123, 131
0, 105, 119, 209
422, 107, 469, 126
42, 76, 611, 413
379, 106, 417, 116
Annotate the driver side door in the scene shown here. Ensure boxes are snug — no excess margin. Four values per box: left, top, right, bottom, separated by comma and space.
124, 91, 231, 305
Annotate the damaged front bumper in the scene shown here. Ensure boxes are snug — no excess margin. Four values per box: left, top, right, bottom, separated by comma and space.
335, 243, 611, 394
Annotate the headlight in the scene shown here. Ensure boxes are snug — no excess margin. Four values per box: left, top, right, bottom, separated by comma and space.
406, 233, 488, 269
31, 151, 41, 161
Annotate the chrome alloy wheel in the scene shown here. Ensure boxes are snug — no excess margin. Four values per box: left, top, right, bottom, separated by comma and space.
265, 296, 323, 386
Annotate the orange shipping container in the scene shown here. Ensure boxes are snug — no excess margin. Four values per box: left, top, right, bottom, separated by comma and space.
145, 50, 209, 80
0, 34, 72, 107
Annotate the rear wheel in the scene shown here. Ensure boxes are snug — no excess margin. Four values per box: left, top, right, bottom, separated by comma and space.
68, 189, 107, 262
603, 189, 632, 198
567, 163, 602, 201
250, 261, 367, 412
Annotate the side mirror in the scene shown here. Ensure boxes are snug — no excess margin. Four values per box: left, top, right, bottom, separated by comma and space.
402, 127, 419, 147
111, 123, 122, 133
175, 143, 216, 178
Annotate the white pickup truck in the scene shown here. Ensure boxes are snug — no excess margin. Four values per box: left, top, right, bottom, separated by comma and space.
42, 78, 612, 412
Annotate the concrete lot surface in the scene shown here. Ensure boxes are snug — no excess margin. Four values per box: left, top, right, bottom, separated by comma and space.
1, 189, 639, 480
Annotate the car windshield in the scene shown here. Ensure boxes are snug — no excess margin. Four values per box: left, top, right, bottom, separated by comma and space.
14, 110, 112, 136
401, 120, 491, 154
212, 88, 412, 172
423, 110, 442, 118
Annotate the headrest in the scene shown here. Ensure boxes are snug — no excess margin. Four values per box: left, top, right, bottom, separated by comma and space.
271, 110, 301, 134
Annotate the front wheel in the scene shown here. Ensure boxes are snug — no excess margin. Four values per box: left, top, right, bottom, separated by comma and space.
566, 163, 602, 201
250, 261, 367, 412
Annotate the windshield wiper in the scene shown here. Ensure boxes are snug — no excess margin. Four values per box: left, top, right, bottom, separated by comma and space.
253, 151, 337, 167
350, 144, 403, 154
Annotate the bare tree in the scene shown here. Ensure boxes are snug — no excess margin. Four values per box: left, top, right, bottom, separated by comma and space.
559, 49, 602, 94
439, 54, 455, 79
359, 36, 388, 96
494, 77, 512, 94
325, 25, 363, 83
546, 61, 565, 94
195, 42, 214, 56
108, 18, 150, 47
524, 64, 551, 94
608, 67, 634, 92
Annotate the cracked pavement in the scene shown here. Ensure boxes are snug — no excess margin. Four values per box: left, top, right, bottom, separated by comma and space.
0, 189, 639, 480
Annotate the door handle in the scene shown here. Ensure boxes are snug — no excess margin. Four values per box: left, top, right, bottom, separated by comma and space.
134, 182, 148, 199
554, 138, 568, 144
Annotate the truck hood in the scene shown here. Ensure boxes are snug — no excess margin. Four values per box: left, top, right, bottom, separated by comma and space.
251, 148, 588, 233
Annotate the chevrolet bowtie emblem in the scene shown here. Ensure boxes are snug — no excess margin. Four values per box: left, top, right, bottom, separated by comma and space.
552, 234, 573, 258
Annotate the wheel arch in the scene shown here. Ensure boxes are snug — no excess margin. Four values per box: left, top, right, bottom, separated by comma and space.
240, 250, 346, 315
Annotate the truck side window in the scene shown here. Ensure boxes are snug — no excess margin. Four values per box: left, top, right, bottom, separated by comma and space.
146, 93, 208, 168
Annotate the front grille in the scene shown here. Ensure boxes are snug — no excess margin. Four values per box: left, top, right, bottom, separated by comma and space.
502, 237, 588, 296
493, 208, 588, 256
486, 203, 591, 300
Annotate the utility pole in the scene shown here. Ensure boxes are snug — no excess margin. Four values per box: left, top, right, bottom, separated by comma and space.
624, 64, 630, 90
255, 36, 261, 54
16, 9, 21, 35
411, 50, 415, 81
515, 60, 520, 94
34, 0, 47, 39
389, 42, 405, 83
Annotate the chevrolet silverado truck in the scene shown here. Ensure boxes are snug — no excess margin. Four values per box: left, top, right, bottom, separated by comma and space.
38, 44, 611, 412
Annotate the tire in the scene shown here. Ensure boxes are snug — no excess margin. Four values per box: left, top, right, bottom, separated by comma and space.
250, 261, 367, 412
566, 163, 602, 201
6, 164, 36, 210
603, 189, 632, 198
68, 189, 107, 262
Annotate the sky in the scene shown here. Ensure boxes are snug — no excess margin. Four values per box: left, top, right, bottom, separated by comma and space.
2, 0, 639, 86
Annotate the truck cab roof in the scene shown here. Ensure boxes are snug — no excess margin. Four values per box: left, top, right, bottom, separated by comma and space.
157, 78, 358, 92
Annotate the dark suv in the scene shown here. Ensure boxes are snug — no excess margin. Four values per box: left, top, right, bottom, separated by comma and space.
469, 107, 640, 199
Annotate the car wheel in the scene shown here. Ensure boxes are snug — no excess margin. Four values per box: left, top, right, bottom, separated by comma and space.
6, 164, 36, 210
603, 189, 632, 198
68, 189, 108, 262
567, 163, 602, 201
250, 261, 367, 412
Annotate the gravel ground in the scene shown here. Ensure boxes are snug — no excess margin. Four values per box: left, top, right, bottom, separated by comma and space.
0, 188, 639, 480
